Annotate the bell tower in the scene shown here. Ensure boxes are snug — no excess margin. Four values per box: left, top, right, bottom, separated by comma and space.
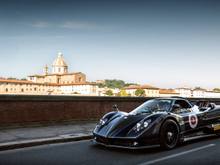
43, 64, 49, 75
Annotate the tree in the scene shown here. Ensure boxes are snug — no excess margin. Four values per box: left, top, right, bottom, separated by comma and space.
97, 83, 105, 88
117, 89, 129, 96
104, 79, 125, 89
72, 92, 80, 94
213, 88, 220, 92
97, 79, 139, 89
105, 90, 113, 96
135, 89, 146, 97
7, 77, 17, 80
124, 83, 139, 87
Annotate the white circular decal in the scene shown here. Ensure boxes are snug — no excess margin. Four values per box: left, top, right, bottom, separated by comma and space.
189, 114, 198, 129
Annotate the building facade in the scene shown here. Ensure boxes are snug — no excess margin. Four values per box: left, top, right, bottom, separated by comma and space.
0, 52, 98, 95
27, 52, 86, 84
205, 91, 220, 98
0, 79, 59, 95
159, 89, 180, 97
124, 84, 159, 97
192, 88, 206, 98
60, 83, 98, 96
175, 88, 192, 98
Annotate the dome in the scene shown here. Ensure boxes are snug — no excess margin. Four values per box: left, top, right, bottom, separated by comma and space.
52, 52, 68, 67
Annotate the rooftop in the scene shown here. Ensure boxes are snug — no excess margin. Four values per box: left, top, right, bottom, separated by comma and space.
159, 89, 180, 94
28, 72, 85, 77
124, 84, 159, 90
0, 79, 96, 87
0, 79, 58, 86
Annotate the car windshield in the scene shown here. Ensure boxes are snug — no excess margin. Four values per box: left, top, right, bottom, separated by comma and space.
130, 99, 172, 115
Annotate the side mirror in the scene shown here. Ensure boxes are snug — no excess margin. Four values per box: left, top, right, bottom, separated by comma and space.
112, 104, 119, 111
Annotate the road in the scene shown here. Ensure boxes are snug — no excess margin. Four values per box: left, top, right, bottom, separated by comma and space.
0, 136, 220, 165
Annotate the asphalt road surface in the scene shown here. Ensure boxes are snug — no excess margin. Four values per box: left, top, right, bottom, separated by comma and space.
0, 136, 220, 165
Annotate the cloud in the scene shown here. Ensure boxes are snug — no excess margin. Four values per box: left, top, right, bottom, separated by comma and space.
60, 21, 102, 30
30, 20, 111, 30
31, 21, 50, 28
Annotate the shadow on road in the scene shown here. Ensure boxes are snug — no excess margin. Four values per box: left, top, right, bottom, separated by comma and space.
90, 135, 219, 155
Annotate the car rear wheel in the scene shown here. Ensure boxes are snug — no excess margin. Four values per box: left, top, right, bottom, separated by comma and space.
160, 119, 180, 149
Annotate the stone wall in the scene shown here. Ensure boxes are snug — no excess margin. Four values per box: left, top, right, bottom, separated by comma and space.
0, 95, 220, 126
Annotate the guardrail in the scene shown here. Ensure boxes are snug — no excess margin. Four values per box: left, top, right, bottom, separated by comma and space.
0, 95, 220, 127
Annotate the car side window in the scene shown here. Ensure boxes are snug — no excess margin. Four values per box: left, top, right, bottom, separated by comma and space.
174, 100, 192, 109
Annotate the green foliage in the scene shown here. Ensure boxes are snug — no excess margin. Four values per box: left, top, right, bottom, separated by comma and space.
117, 89, 129, 96
98, 79, 139, 89
97, 83, 105, 88
104, 79, 125, 89
7, 77, 17, 80
105, 89, 113, 96
135, 89, 146, 97
124, 83, 139, 87
213, 88, 220, 92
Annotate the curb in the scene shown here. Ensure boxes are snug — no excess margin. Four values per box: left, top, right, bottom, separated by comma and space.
0, 134, 93, 151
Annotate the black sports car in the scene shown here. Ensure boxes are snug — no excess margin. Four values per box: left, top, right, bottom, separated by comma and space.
93, 97, 220, 149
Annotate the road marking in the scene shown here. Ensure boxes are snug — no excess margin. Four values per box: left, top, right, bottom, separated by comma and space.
138, 144, 216, 165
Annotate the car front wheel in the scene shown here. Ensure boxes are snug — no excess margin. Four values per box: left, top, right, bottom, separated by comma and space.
160, 119, 180, 149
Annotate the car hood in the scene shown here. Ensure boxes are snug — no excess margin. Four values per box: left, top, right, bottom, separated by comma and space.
94, 111, 164, 137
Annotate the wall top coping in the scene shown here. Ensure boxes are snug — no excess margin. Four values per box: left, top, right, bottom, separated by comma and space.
0, 95, 220, 102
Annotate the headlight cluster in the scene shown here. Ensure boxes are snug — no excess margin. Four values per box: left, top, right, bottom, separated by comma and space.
99, 118, 108, 126
133, 119, 152, 132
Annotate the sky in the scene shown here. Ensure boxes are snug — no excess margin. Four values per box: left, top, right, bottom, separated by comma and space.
0, 0, 220, 89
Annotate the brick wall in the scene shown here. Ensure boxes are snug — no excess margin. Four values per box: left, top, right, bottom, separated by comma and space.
0, 95, 220, 126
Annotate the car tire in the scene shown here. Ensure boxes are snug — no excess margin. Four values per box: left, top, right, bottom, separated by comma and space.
160, 119, 180, 149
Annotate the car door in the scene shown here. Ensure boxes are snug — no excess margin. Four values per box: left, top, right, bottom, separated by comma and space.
173, 99, 202, 132
202, 106, 220, 124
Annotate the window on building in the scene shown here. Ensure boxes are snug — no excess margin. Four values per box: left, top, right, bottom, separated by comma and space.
21, 89, 24, 92
58, 68, 61, 72
57, 78, 61, 84
5, 88, 8, 92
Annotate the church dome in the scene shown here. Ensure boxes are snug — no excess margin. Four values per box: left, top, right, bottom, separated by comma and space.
52, 52, 68, 67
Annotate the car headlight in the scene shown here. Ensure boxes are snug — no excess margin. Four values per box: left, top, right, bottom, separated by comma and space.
95, 118, 108, 130
134, 119, 151, 132
99, 118, 108, 126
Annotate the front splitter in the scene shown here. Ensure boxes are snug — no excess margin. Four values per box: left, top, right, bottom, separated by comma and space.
92, 139, 160, 150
